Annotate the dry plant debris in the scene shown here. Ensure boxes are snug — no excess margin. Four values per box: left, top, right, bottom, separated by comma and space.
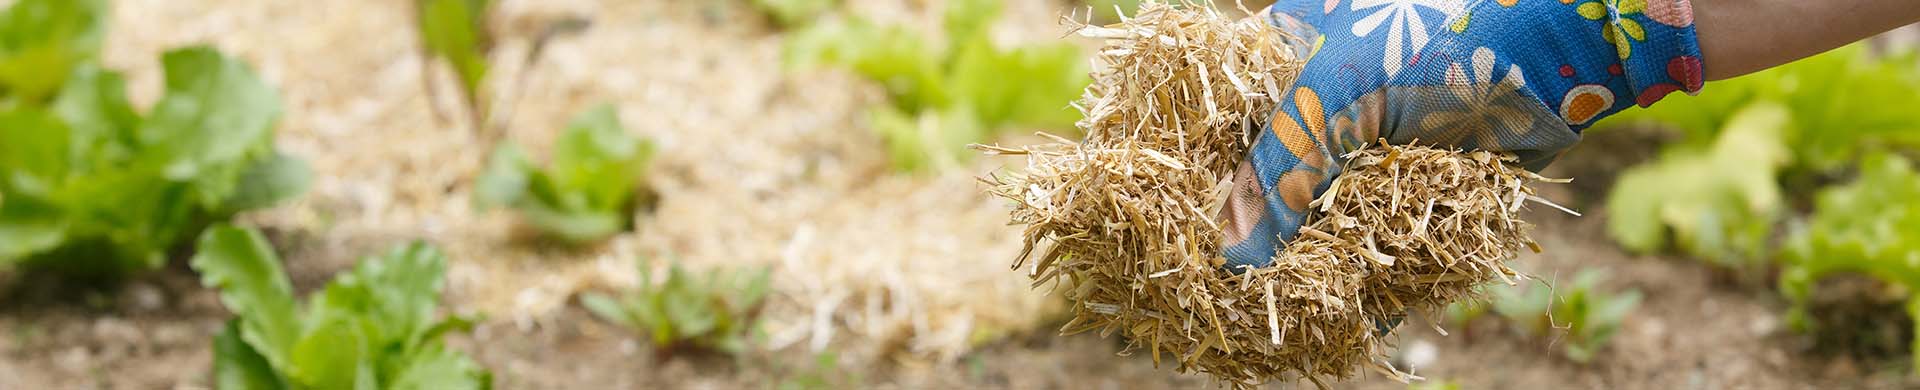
978, 2, 1565, 387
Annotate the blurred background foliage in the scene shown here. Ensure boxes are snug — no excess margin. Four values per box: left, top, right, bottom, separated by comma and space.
1595, 42, 1920, 365
781, 0, 1091, 172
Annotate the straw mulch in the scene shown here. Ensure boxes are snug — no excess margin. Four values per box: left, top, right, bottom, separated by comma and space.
122, 0, 1065, 366
979, 3, 1564, 387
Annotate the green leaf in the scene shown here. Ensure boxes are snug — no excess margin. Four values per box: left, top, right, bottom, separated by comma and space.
481, 104, 647, 243
0, 0, 106, 103
0, 194, 67, 264
732, 267, 772, 311
941, 0, 1001, 50
473, 144, 531, 210
786, 19, 946, 111
51, 166, 197, 270
946, 39, 1086, 130
311, 242, 448, 348
220, 151, 311, 213
190, 225, 302, 373
195, 226, 490, 388
52, 64, 139, 167
550, 104, 645, 212
517, 202, 624, 244
288, 315, 375, 390
409, 314, 479, 354
1546, 270, 1639, 363
417, 0, 492, 103
1606, 102, 1789, 266
870, 107, 982, 173
138, 46, 282, 182
581, 292, 635, 328
552, 105, 637, 166
780, 2, 1088, 174
589, 260, 771, 354
1489, 280, 1551, 334
212, 320, 289, 390
1594, 290, 1643, 326
0, 108, 70, 196
390, 345, 492, 390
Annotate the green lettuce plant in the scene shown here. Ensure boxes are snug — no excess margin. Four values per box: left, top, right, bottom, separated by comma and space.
1779, 154, 1920, 372
194, 225, 491, 390
0, 44, 308, 278
474, 104, 655, 244
581, 259, 771, 356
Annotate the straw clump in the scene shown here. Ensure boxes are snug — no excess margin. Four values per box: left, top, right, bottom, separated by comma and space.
978, 2, 1562, 387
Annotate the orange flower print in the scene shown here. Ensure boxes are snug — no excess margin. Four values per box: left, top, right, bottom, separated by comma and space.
1273, 87, 1328, 168
1274, 170, 1324, 212
1560, 84, 1613, 125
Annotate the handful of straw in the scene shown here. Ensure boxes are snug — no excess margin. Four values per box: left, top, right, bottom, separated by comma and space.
977, 2, 1564, 387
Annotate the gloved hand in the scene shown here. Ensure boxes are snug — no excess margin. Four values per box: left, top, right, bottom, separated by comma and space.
1220, 0, 1707, 269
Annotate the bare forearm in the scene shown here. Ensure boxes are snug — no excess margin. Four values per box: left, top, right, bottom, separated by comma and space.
1694, 0, 1920, 80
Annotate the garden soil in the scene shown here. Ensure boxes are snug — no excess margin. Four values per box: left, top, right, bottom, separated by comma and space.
0, 0, 1915, 389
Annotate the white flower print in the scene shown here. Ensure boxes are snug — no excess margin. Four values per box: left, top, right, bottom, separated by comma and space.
1349, 0, 1467, 77
1418, 47, 1546, 150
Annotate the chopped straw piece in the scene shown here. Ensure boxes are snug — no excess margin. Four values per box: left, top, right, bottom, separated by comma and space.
977, 2, 1559, 388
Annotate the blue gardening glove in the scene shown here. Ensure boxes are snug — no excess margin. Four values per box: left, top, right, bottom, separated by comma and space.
1220, 0, 1707, 270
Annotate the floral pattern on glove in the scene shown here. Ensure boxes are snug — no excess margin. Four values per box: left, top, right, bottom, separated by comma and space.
1222, 0, 1704, 270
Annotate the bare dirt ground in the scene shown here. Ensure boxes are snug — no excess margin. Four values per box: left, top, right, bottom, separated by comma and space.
2, 0, 1918, 389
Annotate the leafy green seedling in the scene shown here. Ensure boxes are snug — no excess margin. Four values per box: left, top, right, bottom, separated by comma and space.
1779, 154, 1920, 372
193, 225, 492, 390
580, 259, 771, 357
473, 104, 654, 244
415, 0, 494, 130
1488, 279, 1554, 335
0, 45, 308, 279
1481, 271, 1641, 363
1551, 271, 1643, 363
784, 0, 1088, 172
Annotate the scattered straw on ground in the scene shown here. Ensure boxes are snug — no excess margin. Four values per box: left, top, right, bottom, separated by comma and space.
106, 0, 1063, 365
979, 2, 1565, 387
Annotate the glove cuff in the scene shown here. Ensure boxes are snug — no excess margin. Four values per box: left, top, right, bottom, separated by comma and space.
1552, 0, 1706, 128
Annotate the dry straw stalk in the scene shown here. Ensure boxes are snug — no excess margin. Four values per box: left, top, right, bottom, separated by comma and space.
978, 2, 1564, 388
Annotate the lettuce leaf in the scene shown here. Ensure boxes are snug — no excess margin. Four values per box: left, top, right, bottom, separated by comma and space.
194, 225, 492, 389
